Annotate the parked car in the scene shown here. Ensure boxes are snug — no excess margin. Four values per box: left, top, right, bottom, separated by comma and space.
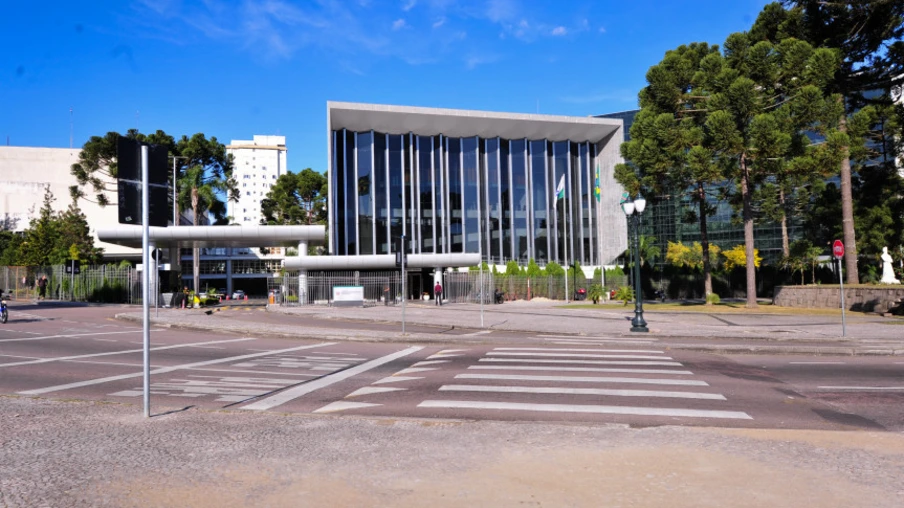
216, 288, 228, 298
232, 290, 246, 300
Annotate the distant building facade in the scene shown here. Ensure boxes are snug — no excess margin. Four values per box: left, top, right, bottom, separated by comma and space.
327, 102, 629, 269
227, 135, 287, 226
0, 146, 138, 258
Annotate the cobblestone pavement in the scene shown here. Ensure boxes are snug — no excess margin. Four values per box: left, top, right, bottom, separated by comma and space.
2, 396, 904, 508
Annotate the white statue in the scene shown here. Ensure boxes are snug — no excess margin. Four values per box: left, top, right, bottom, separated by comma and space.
880, 246, 900, 284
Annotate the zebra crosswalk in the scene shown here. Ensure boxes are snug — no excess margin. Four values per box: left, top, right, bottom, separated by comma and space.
318, 344, 753, 422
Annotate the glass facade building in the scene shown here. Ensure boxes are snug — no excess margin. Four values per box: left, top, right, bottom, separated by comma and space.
328, 103, 629, 267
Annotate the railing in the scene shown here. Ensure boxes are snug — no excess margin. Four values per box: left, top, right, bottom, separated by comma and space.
0, 265, 134, 303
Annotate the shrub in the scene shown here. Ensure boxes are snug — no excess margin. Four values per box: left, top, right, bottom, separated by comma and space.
614, 286, 634, 306
706, 293, 721, 305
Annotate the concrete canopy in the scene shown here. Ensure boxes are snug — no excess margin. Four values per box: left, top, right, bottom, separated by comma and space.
284, 253, 481, 270
328, 102, 622, 143
96, 225, 325, 249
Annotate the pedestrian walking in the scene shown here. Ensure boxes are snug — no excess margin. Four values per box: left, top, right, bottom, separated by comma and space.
434, 281, 443, 306
37, 275, 48, 300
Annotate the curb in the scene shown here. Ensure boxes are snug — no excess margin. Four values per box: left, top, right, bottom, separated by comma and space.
113, 313, 902, 356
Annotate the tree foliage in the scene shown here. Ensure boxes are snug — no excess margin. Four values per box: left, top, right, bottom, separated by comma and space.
666, 241, 722, 271
2, 187, 103, 266
722, 244, 762, 271
260, 169, 327, 225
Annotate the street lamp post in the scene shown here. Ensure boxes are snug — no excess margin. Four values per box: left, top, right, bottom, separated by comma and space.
622, 195, 648, 333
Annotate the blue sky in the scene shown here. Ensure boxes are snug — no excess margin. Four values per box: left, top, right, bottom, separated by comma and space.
2, 0, 771, 173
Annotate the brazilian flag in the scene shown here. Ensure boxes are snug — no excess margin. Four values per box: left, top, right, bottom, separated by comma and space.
594, 164, 601, 202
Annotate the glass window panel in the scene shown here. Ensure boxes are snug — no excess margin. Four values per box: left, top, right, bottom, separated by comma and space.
434, 136, 444, 253
357, 132, 374, 255
511, 139, 528, 261
553, 141, 569, 265
404, 134, 415, 253
344, 130, 356, 255
447, 137, 463, 253
389, 134, 404, 251
374, 133, 388, 254
462, 136, 479, 253
418, 136, 434, 253
332, 130, 344, 255
500, 139, 511, 260
486, 138, 501, 262
530, 139, 548, 263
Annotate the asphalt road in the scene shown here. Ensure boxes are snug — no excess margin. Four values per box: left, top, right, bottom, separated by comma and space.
2, 304, 901, 431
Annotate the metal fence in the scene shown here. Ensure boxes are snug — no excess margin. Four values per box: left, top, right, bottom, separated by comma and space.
0, 265, 135, 303
269, 270, 404, 307
266, 269, 610, 307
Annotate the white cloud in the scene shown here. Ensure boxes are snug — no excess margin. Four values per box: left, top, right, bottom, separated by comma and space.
432, 17, 446, 29
392, 18, 407, 30
599, 26, 606, 33
402, 0, 417, 11
551, 26, 566, 36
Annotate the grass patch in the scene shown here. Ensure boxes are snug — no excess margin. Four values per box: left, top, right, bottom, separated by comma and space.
561, 301, 902, 318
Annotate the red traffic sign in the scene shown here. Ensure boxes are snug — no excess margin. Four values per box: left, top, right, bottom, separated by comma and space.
833, 240, 844, 259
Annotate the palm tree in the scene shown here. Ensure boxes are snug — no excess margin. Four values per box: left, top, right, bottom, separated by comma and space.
177, 165, 231, 292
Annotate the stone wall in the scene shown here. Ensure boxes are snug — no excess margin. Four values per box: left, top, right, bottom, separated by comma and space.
773, 285, 904, 314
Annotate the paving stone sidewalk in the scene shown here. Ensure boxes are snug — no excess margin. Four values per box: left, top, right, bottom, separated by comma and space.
117, 299, 904, 355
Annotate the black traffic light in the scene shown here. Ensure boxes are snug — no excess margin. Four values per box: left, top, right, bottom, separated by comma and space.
117, 137, 170, 226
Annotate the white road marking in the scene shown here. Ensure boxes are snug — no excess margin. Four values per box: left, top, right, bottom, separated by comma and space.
817, 386, 904, 391
412, 360, 450, 367
418, 400, 752, 419
789, 361, 845, 365
242, 346, 423, 411
314, 401, 381, 413
92, 339, 119, 343
17, 343, 335, 395
395, 367, 439, 375
1, 337, 258, 368
373, 376, 424, 385
0, 329, 151, 343
480, 358, 683, 366
69, 360, 323, 377
346, 386, 406, 397
468, 366, 693, 375
550, 340, 657, 345
538, 335, 659, 342
456, 373, 707, 386
487, 352, 672, 360
439, 384, 726, 400
0, 329, 42, 335
495, 347, 664, 354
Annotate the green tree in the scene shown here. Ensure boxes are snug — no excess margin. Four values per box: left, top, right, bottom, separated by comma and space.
704, 31, 840, 307
69, 129, 177, 207
18, 187, 60, 267
768, 1, 904, 283
52, 197, 103, 265
615, 42, 725, 302
260, 169, 327, 225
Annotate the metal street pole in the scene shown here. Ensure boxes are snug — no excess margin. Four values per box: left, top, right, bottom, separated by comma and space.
401, 234, 406, 335
630, 214, 648, 332
141, 146, 151, 417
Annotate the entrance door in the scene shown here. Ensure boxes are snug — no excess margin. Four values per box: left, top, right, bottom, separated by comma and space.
408, 272, 422, 300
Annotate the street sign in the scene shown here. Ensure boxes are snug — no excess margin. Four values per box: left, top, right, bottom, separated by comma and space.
833, 239, 844, 259
64, 260, 80, 274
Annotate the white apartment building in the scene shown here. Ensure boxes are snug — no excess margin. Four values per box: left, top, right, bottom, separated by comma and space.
227, 135, 287, 225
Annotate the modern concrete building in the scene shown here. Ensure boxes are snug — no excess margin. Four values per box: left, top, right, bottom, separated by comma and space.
326, 102, 629, 271
227, 135, 287, 226
0, 146, 139, 258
